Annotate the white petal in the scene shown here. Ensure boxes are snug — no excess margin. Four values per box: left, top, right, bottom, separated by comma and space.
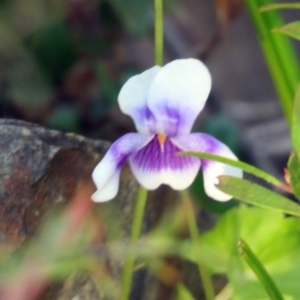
92, 170, 121, 202
118, 66, 161, 134
172, 133, 243, 201
129, 135, 201, 190
147, 59, 211, 136
202, 154, 242, 202
92, 133, 153, 202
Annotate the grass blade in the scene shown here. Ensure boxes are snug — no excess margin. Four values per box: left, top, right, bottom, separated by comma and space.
217, 176, 300, 217
237, 239, 284, 300
259, 3, 300, 12
246, 0, 300, 127
292, 84, 300, 156
180, 151, 290, 192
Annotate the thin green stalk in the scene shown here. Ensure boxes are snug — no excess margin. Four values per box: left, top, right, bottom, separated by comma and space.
120, 186, 148, 300
245, 0, 300, 128
154, 0, 163, 66
181, 190, 215, 300
237, 239, 284, 300
120, 0, 163, 297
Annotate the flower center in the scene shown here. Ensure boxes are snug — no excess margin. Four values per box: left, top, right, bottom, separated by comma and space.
157, 134, 167, 152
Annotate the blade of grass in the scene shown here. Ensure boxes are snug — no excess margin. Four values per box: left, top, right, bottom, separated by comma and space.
259, 3, 300, 12
246, 0, 300, 127
237, 239, 284, 300
287, 153, 300, 200
179, 151, 291, 193
217, 175, 300, 217
273, 21, 300, 41
291, 83, 300, 157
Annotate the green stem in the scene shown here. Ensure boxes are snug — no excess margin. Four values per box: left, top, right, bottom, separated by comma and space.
181, 190, 215, 300
154, 0, 163, 66
238, 239, 284, 300
120, 186, 148, 300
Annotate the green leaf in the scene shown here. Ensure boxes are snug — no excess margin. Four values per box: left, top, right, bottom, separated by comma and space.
259, 3, 300, 12
181, 152, 288, 192
273, 21, 300, 41
291, 84, 300, 157
217, 176, 300, 217
237, 239, 284, 300
287, 152, 300, 200
200, 206, 300, 299
176, 283, 196, 300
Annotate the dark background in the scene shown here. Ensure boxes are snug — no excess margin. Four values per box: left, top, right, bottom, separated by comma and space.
0, 0, 295, 186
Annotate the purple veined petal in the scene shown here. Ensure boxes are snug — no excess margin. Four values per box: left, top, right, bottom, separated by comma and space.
92, 133, 154, 202
147, 59, 211, 136
171, 133, 243, 201
118, 66, 161, 134
129, 135, 201, 190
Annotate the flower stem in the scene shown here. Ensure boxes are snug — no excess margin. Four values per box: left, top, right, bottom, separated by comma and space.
120, 186, 148, 300
181, 190, 215, 300
154, 0, 163, 66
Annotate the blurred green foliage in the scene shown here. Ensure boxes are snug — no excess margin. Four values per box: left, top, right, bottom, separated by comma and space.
200, 206, 300, 299
176, 283, 196, 300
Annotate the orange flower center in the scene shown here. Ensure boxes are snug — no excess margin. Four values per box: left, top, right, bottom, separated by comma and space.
157, 134, 167, 152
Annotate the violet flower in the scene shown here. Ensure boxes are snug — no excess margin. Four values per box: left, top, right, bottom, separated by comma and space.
92, 59, 242, 202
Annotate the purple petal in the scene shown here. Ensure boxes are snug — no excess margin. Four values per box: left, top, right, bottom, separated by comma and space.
129, 135, 200, 190
172, 133, 243, 201
92, 133, 154, 202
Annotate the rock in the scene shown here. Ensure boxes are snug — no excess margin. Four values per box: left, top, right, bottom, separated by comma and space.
0, 119, 109, 250
0, 119, 178, 300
